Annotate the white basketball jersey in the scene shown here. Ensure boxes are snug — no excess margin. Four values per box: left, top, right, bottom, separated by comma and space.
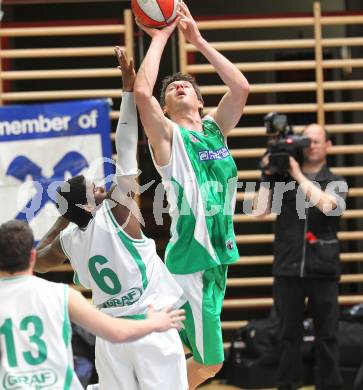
60, 200, 185, 318
0, 275, 83, 390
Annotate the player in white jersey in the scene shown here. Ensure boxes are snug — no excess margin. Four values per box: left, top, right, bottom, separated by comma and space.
34, 50, 188, 390
0, 220, 185, 390
133, 3, 250, 389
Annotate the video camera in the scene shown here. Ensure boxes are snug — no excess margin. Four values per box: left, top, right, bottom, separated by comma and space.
263, 112, 311, 177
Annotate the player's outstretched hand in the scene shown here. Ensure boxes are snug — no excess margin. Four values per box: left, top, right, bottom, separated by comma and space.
147, 305, 185, 332
114, 47, 136, 92
177, 1, 202, 45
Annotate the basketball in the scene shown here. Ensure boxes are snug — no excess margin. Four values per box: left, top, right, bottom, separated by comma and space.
131, 0, 180, 28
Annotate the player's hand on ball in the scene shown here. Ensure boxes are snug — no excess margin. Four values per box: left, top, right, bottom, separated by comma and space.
114, 47, 136, 91
147, 305, 185, 332
135, 16, 180, 40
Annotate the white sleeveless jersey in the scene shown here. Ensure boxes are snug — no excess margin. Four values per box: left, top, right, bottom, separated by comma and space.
60, 200, 185, 318
0, 275, 83, 390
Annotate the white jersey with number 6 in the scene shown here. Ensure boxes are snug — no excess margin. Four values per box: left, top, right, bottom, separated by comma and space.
60, 199, 185, 318
0, 275, 83, 390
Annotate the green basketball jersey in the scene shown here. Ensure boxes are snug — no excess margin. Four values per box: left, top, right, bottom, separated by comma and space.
151, 116, 240, 274
0, 275, 83, 390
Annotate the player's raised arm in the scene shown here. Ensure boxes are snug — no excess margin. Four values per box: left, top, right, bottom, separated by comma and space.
114, 47, 138, 178
111, 48, 145, 232
68, 288, 185, 343
177, 2, 249, 135
133, 19, 179, 166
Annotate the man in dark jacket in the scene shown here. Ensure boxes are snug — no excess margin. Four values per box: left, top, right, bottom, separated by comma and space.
255, 123, 348, 390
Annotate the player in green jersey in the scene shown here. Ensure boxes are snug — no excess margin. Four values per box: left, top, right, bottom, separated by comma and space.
133, 2, 250, 388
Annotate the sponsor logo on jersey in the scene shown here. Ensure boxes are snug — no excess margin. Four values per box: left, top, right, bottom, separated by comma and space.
198, 147, 230, 162
103, 287, 142, 308
3, 369, 57, 389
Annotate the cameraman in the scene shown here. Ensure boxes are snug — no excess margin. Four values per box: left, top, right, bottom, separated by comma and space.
254, 123, 348, 390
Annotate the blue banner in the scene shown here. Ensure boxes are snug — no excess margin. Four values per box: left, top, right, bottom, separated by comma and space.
0, 99, 113, 240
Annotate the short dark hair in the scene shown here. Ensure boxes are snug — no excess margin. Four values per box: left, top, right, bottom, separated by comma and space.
0, 220, 34, 273
303, 123, 331, 142
160, 72, 204, 117
56, 175, 92, 229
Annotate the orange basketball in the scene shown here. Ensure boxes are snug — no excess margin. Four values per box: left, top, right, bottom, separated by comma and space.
131, 0, 180, 28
